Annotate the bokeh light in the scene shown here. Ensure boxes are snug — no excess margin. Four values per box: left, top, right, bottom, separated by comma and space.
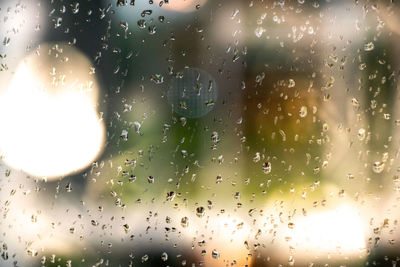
0, 43, 105, 179
159, 0, 207, 13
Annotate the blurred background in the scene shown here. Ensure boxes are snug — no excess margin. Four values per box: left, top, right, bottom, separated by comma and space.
0, 0, 400, 266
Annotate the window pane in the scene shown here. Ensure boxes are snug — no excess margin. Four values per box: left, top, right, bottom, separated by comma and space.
0, 1, 400, 266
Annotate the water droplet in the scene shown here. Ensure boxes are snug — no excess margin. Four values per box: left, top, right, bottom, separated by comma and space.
253, 152, 260, 163
166, 191, 175, 201
288, 79, 296, 88
196, 206, 205, 217
373, 161, 385, 173
299, 106, 308, 118
161, 252, 168, 261
141, 9, 152, 17
181, 216, 189, 227
150, 73, 164, 84
141, 254, 149, 262
167, 68, 218, 118
66, 182, 72, 192
211, 249, 220, 259
313, 167, 320, 174
351, 98, 360, 109
148, 25, 157, 35
123, 223, 130, 233
262, 161, 272, 174
129, 175, 136, 183
71, 2, 80, 14
231, 9, 240, 19
147, 175, 155, 183
137, 19, 146, 29
121, 129, 128, 141
254, 26, 266, 38
358, 128, 366, 140
364, 42, 375, 51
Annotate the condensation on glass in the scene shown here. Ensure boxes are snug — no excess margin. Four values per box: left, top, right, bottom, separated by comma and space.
0, 0, 399, 266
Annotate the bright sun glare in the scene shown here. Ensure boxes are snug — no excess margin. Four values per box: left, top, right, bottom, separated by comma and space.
283, 205, 367, 255
0, 44, 105, 179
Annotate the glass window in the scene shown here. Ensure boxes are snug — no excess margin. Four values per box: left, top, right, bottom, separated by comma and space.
0, 0, 400, 266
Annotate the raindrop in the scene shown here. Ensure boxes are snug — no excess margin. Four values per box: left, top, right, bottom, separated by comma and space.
147, 175, 155, 183
166, 191, 175, 201
254, 26, 266, 38
358, 128, 366, 141
373, 161, 385, 173
364, 42, 375, 51
141, 10, 152, 17
137, 19, 146, 29
231, 9, 239, 19
299, 106, 307, 118
211, 249, 220, 259
351, 98, 360, 109
196, 206, 205, 217
148, 25, 157, 35
288, 79, 296, 88
253, 152, 260, 163
66, 182, 72, 192
150, 73, 164, 84
123, 223, 130, 233
129, 175, 136, 183
141, 254, 149, 262
161, 252, 168, 261
167, 68, 218, 118
262, 161, 272, 174
211, 131, 219, 143
181, 216, 189, 227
